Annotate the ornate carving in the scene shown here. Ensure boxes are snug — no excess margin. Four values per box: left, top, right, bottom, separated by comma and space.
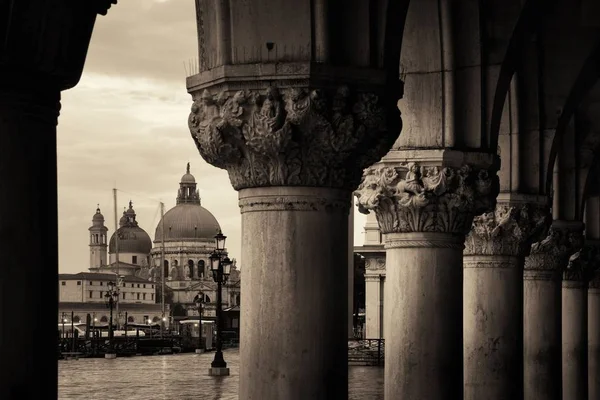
464, 203, 551, 256
188, 86, 396, 190
564, 244, 600, 282
354, 163, 499, 234
365, 257, 386, 271
524, 227, 584, 274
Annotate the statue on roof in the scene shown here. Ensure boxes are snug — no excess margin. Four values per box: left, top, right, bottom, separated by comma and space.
186, 162, 190, 174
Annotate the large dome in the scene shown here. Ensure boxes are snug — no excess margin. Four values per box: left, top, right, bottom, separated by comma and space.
109, 226, 153, 254
155, 203, 221, 241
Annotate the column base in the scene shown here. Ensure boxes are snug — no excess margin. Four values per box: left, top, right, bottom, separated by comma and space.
209, 367, 230, 376
195, 348, 205, 354
105, 353, 117, 359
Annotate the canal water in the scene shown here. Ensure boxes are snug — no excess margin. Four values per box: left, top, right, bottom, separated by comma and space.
58, 349, 384, 399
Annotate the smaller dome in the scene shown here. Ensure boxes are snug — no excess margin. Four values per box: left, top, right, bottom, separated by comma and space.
181, 173, 195, 183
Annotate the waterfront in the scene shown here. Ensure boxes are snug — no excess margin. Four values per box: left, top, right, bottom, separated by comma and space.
58, 349, 383, 399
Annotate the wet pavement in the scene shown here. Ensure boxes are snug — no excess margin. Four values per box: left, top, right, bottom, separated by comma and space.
58, 349, 383, 399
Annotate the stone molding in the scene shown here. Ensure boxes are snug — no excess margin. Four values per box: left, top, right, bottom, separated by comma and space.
238, 187, 351, 214
523, 221, 584, 279
464, 201, 551, 257
384, 232, 466, 250
188, 84, 398, 191
564, 243, 600, 282
354, 161, 499, 235
463, 255, 521, 269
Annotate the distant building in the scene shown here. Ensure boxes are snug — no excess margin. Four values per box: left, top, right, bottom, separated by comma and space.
58, 164, 241, 330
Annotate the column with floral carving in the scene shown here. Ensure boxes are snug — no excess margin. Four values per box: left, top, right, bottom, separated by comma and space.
462, 195, 550, 399
562, 242, 597, 400
588, 241, 600, 400
188, 76, 400, 397
523, 221, 584, 400
354, 152, 499, 400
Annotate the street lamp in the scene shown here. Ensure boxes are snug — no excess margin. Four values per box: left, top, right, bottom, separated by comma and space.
104, 281, 119, 359
193, 291, 204, 353
208, 230, 232, 376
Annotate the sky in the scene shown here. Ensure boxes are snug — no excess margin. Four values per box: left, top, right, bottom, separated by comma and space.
57, 0, 367, 274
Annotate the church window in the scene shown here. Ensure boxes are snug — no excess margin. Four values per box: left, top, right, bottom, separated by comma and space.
152, 316, 160, 323
132, 255, 137, 264
123, 293, 126, 300
143, 293, 146, 300
89, 291, 93, 298
100, 282, 103, 286
131, 284, 134, 288
100, 316, 108, 323
137, 293, 140, 300
143, 284, 146, 288
99, 291, 103, 298
188, 260, 194, 278
164, 260, 169, 278
198, 260, 205, 277
77, 281, 81, 285
137, 284, 140, 288
61, 281, 66, 286
127, 316, 135, 323
89, 281, 93, 285
73, 316, 80, 323
151, 294, 154, 301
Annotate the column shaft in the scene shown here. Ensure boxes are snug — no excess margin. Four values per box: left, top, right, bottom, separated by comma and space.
238, 187, 349, 400
562, 281, 588, 400
463, 255, 523, 400
385, 232, 464, 400
0, 88, 60, 398
589, 285, 600, 400
523, 270, 562, 400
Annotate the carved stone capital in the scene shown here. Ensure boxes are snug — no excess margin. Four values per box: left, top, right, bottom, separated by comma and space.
464, 200, 551, 257
188, 84, 398, 191
365, 257, 386, 271
354, 159, 499, 235
564, 243, 600, 283
523, 221, 584, 279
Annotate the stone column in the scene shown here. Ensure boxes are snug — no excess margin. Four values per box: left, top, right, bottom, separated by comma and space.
364, 258, 386, 339
0, 2, 113, 398
562, 243, 596, 400
355, 151, 499, 400
523, 221, 584, 400
463, 195, 550, 399
589, 263, 600, 400
188, 78, 400, 399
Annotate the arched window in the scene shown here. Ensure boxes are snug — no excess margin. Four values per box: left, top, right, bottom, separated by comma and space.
73, 316, 81, 323
188, 260, 194, 278
164, 260, 169, 278
152, 316, 160, 323
127, 316, 135, 323
204, 295, 211, 303
198, 260, 205, 278
100, 316, 108, 323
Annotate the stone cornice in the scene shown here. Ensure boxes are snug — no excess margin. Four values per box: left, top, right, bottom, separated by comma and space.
354, 152, 499, 235
188, 83, 400, 191
464, 199, 551, 257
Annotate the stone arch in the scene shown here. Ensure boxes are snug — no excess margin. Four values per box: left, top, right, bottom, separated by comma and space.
100, 316, 108, 323
198, 259, 205, 278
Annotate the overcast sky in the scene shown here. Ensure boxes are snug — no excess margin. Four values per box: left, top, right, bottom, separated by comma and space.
57, 0, 367, 274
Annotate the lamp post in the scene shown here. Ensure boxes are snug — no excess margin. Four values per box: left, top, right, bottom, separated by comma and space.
105, 281, 119, 359
194, 291, 204, 354
208, 230, 232, 376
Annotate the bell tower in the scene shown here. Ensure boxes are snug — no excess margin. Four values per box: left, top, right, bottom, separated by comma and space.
89, 205, 108, 271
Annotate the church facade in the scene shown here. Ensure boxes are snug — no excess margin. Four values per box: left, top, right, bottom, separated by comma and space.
58, 164, 241, 329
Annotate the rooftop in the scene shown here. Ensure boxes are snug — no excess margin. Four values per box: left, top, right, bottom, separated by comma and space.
58, 272, 151, 284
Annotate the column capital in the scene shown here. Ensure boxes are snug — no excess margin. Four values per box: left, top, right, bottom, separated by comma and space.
364, 256, 386, 272
564, 242, 600, 283
524, 220, 584, 279
188, 67, 402, 191
354, 150, 499, 235
464, 195, 551, 257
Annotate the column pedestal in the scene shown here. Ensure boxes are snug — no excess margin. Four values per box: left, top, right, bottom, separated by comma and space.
562, 280, 588, 400
385, 232, 464, 400
589, 279, 600, 400
238, 187, 349, 400
463, 255, 523, 399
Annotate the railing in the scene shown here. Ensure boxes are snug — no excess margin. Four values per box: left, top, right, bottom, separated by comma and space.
348, 338, 384, 366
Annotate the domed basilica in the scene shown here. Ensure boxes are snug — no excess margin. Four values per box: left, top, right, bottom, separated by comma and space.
87, 163, 241, 323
